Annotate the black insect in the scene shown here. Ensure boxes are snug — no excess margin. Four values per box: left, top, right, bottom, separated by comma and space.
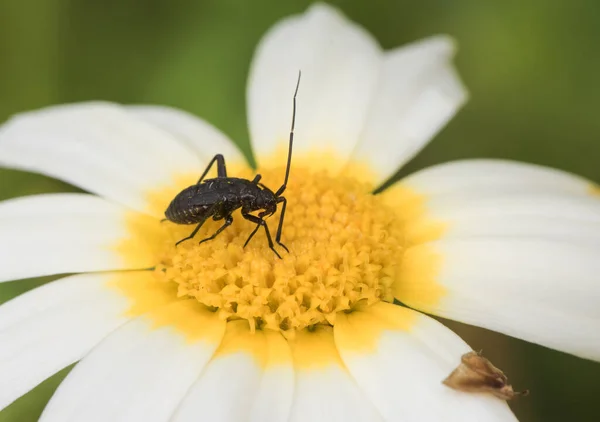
163, 72, 301, 258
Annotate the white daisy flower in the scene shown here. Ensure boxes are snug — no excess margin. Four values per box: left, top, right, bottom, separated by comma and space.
0, 3, 599, 421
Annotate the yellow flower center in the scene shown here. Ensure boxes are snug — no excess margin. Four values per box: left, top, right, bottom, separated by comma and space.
152, 164, 404, 335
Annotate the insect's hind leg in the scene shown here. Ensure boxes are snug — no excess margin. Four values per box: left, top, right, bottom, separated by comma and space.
198, 215, 234, 245
175, 207, 215, 246
196, 154, 227, 184
241, 211, 281, 259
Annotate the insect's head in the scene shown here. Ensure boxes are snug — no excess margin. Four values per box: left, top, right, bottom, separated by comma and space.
255, 183, 274, 201
263, 200, 278, 218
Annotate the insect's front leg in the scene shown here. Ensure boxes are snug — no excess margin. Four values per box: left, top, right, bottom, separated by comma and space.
196, 154, 228, 184
241, 211, 281, 259
275, 196, 289, 252
243, 220, 262, 249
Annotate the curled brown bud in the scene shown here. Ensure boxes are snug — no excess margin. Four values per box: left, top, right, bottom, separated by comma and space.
443, 351, 529, 400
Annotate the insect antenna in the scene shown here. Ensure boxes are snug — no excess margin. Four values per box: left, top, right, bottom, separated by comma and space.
275, 70, 301, 197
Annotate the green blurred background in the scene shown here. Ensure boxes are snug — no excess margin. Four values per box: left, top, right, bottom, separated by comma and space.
1, 0, 599, 420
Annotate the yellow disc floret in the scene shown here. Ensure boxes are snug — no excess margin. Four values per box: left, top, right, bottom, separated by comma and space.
153, 164, 404, 335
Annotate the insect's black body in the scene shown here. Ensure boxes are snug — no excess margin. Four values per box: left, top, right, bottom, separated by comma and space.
165, 177, 278, 226
163, 72, 301, 258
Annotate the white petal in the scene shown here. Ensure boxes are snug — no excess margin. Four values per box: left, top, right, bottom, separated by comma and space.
41, 300, 226, 422
0, 193, 159, 282
440, 214, 600, 246
388, 159, 600, 360
398, 239, 600, 361
382, 159, 600, 243
400, 159, 594, 197
173, 351, 261, 422
349, 36, 467, 185
0, 273, 134, 411
249, 330, 294, 422
419, 193, 600, 245
173, 322, 294, 422
288, 327, 382, 422
335, 303, 517, 422
0, 102, 203, 215
127, 105, 246, 164
393, 186, 600, 246
247, 4, 382, 170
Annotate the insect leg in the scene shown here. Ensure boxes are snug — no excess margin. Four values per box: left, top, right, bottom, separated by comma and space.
242, 210, 272, 248
251, 174, 262, 184
198, 215, 234, 245
241, 211, 281, 259
175, 205, 216, 246
274, 196, 289, 252
243, 221, 262, 248
175, 221, 205, 246
196, 154, 227, 184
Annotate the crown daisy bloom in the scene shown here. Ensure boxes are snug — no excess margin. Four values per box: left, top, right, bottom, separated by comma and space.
1, 4, 599, 422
